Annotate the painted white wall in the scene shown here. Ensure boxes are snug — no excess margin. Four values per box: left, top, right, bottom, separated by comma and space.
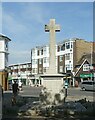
0, 38, 9, 70
0, 40, 4, 51
0, 53, 5, 69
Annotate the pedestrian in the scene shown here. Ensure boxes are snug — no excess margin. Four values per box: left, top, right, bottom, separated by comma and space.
18, 80, 22, 91
11, 95, 16, 106
2, 86, 3, 98
12, 80, 19, 96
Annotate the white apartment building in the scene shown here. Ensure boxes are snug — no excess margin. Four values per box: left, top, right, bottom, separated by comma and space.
31, 39, 74, 75
0, 34, 11, 90
31, 45, 49, 74
8, 62, 32, 85
0, 34, 11, 70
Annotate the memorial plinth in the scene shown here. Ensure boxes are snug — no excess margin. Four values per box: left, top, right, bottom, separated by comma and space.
40, 19, 64, 103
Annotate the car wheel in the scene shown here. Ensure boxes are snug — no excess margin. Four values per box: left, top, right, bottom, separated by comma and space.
82, 87, 86, 91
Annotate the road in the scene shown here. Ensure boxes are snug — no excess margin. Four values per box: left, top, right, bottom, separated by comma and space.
4, 86, 95, 102
19, 86, 42, 97
17, 86, 95, 102
67, 87, 95, 102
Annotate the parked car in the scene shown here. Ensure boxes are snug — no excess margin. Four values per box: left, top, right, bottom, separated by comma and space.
80, 80, 95, 91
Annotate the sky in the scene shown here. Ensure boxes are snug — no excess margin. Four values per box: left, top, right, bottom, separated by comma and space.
1, 1, 93, 65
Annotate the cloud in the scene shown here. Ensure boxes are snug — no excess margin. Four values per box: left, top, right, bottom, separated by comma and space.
2, 12, 28, 35
2, 9, 32, 64
2, 2, 93, 65
9, 50, 31, 64
21, 3, 49, 24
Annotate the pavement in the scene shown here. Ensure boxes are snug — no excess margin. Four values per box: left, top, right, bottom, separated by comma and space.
1, 86, 95, 120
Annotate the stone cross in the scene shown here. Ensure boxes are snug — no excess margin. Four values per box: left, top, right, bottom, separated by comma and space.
45, 19, 60, 74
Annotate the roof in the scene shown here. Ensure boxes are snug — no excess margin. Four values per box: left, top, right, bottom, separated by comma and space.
9, 62, 31, 67
76, 53, 95, 66
74, 53, 95, 77
0, 34, 11, 41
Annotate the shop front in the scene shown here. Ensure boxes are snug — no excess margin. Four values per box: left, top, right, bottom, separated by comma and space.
80, 73, 94, 81
0, 70, 8, 91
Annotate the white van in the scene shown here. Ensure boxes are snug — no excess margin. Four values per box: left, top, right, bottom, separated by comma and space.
80, 80, 95, 91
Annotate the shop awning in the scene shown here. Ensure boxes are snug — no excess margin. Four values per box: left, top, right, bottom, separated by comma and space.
80, 73, 94, 78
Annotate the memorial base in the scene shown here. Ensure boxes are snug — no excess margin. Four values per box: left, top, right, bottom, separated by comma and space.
40, 74, 65, 104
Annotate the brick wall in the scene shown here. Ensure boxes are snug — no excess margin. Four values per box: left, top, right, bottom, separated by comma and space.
73, 40, 91, 70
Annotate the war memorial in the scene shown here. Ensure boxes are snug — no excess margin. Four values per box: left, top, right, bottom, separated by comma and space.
40, 19, 65, 104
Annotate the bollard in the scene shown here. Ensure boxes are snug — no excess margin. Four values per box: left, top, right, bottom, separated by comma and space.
64, 81, 68, 103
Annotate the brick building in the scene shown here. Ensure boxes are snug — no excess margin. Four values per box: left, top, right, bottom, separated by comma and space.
74, 53, 95, 84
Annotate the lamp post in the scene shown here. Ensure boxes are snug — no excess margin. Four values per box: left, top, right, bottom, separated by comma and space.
64, 67, 68, 103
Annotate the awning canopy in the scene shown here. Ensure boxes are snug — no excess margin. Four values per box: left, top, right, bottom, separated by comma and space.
80, 73, 94, 78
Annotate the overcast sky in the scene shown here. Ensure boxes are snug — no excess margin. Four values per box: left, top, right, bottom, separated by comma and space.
2, 1, 93, 65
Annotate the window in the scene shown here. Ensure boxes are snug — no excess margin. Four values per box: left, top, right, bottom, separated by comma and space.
43, 47, 47, 54
5, 54, 8, 63
39, 59, 42, 64
66, 42, 70, 49
28, 64, 31, 68
32, 59, 37, 65
61, 44, 65, 51
57, 45, 60, 52
65, 53, 70, 60
32, 68, 35, 73
32, 59, 35, 65
43, 57, 47, 63
59, 66, 63, 73
57, 44, 65, 51
37, 50, 39, 55
83, 64, 90, 71
43, 67, 47, 73
71, 42, 73, 48
65, 64, 72, 71
41, 49, 43, 55
60, 55, 63, 62
39, 68, 43, 74
32, 68, 37, 74
32, 50, 35, 56
47, 57, 49, 63
5, 41, 8, 51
